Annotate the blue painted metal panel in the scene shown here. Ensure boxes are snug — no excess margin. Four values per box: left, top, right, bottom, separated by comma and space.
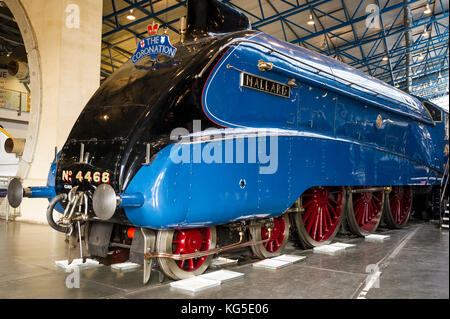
203, 33, 434, 126
123, 132, 441, 229
121, 31, 447, 229
202, 32, 442, 167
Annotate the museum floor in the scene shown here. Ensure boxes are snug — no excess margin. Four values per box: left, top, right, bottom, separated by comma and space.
0, 218, 448, 299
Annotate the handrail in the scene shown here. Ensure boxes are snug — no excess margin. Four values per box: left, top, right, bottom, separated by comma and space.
441, 157, 449, 203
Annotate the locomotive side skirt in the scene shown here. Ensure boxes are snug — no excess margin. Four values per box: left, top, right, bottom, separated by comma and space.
122, 131, 441, 229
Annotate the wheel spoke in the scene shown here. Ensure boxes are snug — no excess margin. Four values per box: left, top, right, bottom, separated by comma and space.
303, 198, 315, 208
324, 205, 332, 229
318, 207, 323, 240
327, 202, 337, 217
329, 197, 340, 205
188, 258, 194, 270
312, 210, 320, 240
302, 205, 315, 223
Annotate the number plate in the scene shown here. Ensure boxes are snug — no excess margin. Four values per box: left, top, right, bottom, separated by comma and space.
61, 170, 111, 185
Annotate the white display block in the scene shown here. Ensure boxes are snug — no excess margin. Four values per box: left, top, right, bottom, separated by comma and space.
199, 270, 244, 283
272, 254, 306, 263
330, 242, 356, 249
210, 257, 239, 267
170, 277, 220, 293
313, 244, 345, 255
252, 258, 291, 270
365, 234, 390, 242
55, 258, 100, 271
111, 261, 141, 271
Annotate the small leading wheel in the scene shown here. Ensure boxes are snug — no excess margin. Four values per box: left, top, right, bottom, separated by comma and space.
346, 187, 385, 236
290, 186, 346, 248
156, 227, 216, 280
384, 186, 413, 228
250, 214, 290, 259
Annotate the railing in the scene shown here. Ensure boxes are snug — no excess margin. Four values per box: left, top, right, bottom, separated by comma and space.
441, 157, 449, 203
440, 157, 449, 228
0, 87, 30, 115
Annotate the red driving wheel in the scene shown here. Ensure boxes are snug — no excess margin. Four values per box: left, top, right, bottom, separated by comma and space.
290, 186, 346, 248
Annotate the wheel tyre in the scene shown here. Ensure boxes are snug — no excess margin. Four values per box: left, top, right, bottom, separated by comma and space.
290, 187, 346, 249
384, 186, 413, 229
156, 227, 216, 280
250, 213, 290, 259
346, 188, 385, 237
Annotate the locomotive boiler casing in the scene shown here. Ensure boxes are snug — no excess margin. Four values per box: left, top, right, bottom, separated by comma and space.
50, 14, 447, 230
121, 33, 447, 229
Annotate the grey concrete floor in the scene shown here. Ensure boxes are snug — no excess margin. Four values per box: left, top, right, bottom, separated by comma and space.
0, 219, 448, 299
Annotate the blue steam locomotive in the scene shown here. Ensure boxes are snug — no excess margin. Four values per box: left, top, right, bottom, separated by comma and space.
4, 0, 448, 282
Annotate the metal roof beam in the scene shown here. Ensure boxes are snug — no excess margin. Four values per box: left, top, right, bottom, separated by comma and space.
252, 0, 329, 28
290, 0, 422, 44
311, 12, 448, 64
348, 33, 449, 69
103, 1, 186, 38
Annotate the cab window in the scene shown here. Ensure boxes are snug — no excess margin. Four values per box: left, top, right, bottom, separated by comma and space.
422, 101, 443, 122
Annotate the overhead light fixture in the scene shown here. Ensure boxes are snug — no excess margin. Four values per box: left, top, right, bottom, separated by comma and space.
424, 3, 432, 14
126, 9, 136, 21
422, 27, 429, 38
307, 14, 315, 25
418, 53, 424, 61
382, 56, 389, 61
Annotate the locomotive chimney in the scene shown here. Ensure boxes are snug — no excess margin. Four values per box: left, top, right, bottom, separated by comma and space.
186, 0, 250, 40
